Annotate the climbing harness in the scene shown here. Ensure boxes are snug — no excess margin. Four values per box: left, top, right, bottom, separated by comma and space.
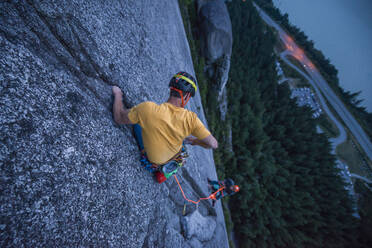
139, 145, 189, 183
173, 175, 225, 205
155, 145, 189, 183
162, 147, 189, 178
134, 121, 189, 182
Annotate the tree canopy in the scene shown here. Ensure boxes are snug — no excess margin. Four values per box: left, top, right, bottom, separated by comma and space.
212, 1, 359, 247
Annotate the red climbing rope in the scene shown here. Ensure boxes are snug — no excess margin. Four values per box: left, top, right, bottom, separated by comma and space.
173, 175, 225, 205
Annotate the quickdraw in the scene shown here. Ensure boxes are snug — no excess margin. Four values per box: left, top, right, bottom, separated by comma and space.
140, 145, 188, 178
154, 146, 189, 183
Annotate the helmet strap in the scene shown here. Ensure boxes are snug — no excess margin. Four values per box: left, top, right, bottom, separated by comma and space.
170, 87, 190, 108
183, 93, 191, 107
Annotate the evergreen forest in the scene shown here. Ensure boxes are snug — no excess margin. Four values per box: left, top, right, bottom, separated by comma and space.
180, 0, 372, 247
223, 2, 358, 247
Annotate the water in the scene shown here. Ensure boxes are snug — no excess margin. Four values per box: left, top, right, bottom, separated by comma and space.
273, 0, 372, 112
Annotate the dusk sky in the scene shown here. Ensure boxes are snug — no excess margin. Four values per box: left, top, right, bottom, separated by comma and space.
273, 0, 372, 112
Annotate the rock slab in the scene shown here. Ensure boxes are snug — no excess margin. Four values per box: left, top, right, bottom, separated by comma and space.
182, 210, 217, 241
0, 0, 229, 247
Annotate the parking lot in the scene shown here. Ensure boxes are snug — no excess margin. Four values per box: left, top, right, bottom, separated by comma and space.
290, 87, 323, 118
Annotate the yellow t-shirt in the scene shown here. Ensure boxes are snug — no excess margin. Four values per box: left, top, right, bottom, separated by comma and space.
128, 102, 211, 164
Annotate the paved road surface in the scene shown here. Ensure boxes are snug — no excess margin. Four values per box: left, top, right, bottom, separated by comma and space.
351, 173, 372, 184
254, 3, 372, 161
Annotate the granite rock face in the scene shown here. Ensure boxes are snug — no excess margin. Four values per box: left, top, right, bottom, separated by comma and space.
197, 0, 232, 102
0, 1, 228, 247
182, 210, 216, 241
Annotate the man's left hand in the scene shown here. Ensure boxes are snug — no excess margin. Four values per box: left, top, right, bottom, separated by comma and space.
112, 86, 123, 96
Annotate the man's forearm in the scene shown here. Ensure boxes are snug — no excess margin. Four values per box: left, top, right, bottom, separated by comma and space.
192, 139, 212, 149
185, 136, 217, 149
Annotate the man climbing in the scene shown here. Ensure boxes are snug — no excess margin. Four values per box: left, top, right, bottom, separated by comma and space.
207, 178, 239, 207
112, 71, 218, 182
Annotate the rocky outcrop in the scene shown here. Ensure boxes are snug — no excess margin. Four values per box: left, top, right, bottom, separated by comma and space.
182, 210, 216, 241
0, 1, 228, 247
197, 0, 232, 103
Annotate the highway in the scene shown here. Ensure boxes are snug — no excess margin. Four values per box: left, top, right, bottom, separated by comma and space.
351, 173, 372, 184
279, 50, 346, 153
254, 3, 372, 161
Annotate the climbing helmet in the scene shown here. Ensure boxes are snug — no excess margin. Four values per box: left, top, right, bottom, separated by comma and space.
232, 185, 240, 192
169, 71, 197, 97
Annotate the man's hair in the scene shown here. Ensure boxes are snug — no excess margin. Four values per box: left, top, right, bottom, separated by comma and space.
170, 89, 181, 98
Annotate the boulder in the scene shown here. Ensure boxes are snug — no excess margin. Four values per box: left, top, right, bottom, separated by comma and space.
164, 228, 186, 248
182, 210, 216, 241
186, 237, 203, 248
198, 0, 232, 62
197, 0, 232, 96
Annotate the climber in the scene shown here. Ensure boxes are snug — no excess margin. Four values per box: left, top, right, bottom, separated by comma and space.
207, 178, 239, 207
112, 71, 218, 182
